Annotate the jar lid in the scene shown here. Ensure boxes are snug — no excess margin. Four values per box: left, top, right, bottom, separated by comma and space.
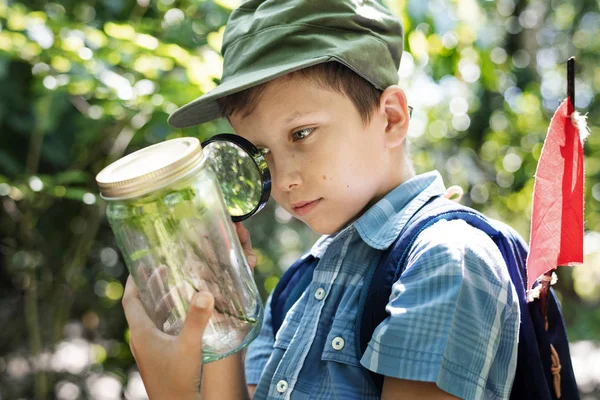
96, 137, 204, 200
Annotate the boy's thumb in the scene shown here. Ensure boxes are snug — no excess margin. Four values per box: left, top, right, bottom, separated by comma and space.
179, 291, 214, 352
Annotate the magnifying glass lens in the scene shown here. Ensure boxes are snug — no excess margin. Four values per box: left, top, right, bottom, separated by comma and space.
202, 134, 271, 222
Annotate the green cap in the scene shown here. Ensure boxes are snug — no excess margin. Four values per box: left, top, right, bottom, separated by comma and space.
168, 0, 404, 129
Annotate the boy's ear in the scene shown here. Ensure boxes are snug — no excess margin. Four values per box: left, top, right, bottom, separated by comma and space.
379, 86, 409, 148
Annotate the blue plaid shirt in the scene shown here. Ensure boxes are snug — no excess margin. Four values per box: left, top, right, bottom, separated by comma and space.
245, 171, 520, 400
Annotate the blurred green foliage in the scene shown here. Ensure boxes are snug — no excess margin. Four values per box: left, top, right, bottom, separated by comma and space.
0, 0, 599, 398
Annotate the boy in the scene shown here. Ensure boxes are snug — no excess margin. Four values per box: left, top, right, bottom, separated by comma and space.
121, 1, 520, 399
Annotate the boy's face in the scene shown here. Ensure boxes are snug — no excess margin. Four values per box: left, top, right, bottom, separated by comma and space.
229, 75, 406, 234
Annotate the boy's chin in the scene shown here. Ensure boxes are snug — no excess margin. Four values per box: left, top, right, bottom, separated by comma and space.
302, 217, 350, 236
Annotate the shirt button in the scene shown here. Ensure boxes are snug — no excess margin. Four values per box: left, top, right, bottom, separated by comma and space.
332, 336, 345, 351
276, 379, 289, 393
314, 287, 326, 300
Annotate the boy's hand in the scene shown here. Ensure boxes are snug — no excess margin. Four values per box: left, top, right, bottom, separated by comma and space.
122, 275, 214, 400
235, 222, 257, 269
121, 221, 256, 398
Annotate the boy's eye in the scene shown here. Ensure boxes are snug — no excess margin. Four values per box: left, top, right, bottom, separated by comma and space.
292, 127, 315, 142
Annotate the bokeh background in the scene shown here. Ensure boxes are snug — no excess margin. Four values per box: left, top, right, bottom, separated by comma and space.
0, 0, 599, 398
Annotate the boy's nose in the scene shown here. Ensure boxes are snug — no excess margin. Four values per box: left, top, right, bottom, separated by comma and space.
277, 172, 302, 192
273, 161, 303, 193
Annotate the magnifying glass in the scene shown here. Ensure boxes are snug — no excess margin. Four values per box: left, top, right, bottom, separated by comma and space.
201, 134, 271, 222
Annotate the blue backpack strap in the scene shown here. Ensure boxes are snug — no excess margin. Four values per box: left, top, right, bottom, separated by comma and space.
356, 196, 579, 399
355, 196, 471, 350
270, 253, 319, 337
355, 195, 469, 388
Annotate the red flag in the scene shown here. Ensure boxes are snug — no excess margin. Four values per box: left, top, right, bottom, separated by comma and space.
526, 98, 586, 292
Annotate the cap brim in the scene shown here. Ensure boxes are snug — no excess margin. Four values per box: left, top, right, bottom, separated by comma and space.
168, 55, 333, 129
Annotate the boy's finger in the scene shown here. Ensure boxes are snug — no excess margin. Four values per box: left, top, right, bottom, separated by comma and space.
153, 281, 195, 327
128, 334, 139, 361
235, 222, 257, 268
153, 290, 177, 328
147, 265, 170, 304
122, 275, 157, 334
135, 263, 151, 289
178, 291, 215, 355
235, 222, 251, 247
247, 254, 257, 269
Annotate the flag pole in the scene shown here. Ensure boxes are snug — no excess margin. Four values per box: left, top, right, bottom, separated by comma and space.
568, 57, 575, 109
536, 57, 575, 399
538, 57, 575, 327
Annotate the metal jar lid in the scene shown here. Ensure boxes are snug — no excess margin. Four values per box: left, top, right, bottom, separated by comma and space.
96, 137, 204, 200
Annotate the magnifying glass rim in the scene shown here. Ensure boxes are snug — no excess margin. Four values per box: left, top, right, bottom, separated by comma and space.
201, 133, 272, 222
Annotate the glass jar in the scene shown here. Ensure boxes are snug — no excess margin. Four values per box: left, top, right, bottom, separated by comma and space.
96, 137, 263, 363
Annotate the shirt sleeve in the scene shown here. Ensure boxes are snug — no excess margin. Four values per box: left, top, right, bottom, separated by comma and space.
360, 219, 520, 400
244, 293, 275, 385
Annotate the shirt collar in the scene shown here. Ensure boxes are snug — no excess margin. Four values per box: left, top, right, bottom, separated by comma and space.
309, 234, 335, 258
354, 170, 446, 250
307, 170, 446, 257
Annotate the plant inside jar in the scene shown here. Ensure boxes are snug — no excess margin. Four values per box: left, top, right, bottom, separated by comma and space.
109, 183, 259, 339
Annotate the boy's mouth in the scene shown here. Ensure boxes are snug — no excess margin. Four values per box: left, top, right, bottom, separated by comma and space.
292, 198, 322, 216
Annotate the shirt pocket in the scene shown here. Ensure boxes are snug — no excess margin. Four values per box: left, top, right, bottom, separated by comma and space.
273, 308, 302, 350
320, 316, 361, 367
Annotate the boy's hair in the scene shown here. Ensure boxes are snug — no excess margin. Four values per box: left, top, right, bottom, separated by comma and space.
168, 1, 404, 129
217, 62, 382, 126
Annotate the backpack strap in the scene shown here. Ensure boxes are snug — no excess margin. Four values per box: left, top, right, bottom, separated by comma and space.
355, 196, 506, 389
270, 252, 319, 337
